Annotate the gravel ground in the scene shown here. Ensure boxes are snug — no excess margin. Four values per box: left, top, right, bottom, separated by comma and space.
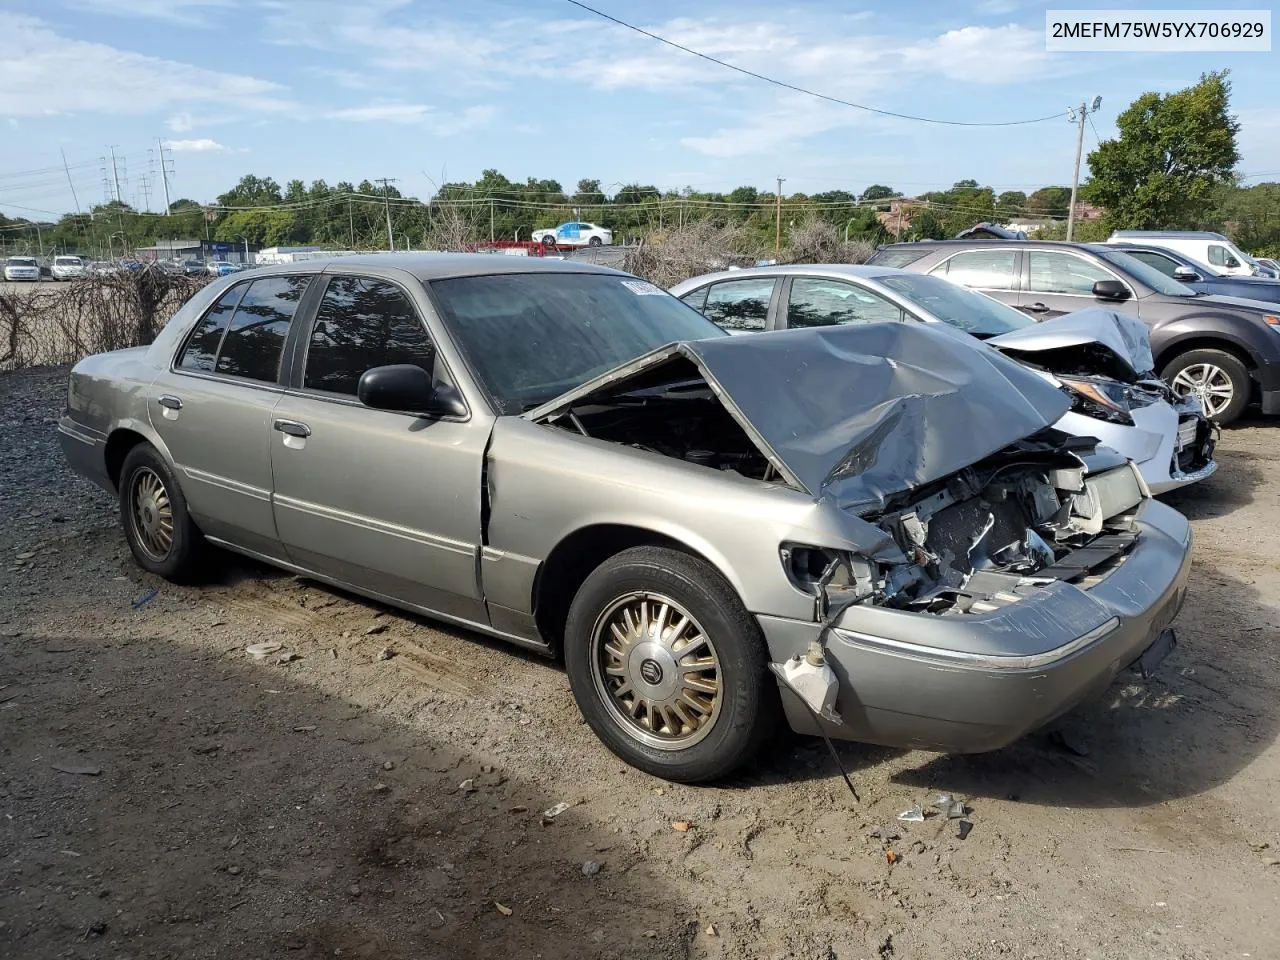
2, 365, 1279, 960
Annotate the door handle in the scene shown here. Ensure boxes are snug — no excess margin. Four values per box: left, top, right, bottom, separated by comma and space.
273, 419, 311, 438
157, 395, 183, 410
1024, 302, 1050, 313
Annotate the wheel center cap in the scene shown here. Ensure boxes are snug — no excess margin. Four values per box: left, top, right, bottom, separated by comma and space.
628, 641, 679, 701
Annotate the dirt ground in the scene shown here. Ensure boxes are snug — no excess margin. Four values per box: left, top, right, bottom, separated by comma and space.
2, 365, 1278, 960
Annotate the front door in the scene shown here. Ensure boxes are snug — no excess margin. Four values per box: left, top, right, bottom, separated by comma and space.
149, 275, 312, 558
1018, 250, 1137, 320
269, 274, 489, 624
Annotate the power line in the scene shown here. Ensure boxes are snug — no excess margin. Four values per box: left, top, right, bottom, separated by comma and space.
563, 0, 1070, 127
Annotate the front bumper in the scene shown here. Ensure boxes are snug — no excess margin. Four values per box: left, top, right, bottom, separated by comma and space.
758, 498, 1192, 752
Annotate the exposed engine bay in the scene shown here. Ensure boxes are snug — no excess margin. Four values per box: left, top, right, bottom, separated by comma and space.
808, 430, 1146, 616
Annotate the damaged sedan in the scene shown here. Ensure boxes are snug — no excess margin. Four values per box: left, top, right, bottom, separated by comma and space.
59, 256, 1192, 782
670, 265, 1217, 494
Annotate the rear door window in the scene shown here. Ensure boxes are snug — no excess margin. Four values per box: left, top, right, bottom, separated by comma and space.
178, 285, 246, 373
214, 276, 311, 382
932, 250, 1018, 290
303, 276, 437, 397
785, 278, 904, 328
702, 278, 775, 331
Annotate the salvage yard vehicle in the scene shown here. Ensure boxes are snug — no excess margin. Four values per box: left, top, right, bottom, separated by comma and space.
531, 222, 613, 248
51, 255, 85, 280
59, 255, 1192, 782
870, 240, 1280, 424
4, 256, 41, 281
1106, 230, 1274, 278
670, 265, 1216, 494
1106, 242, 1280, 307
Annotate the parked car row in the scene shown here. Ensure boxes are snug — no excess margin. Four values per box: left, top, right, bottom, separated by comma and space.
60, 252, 1202, 783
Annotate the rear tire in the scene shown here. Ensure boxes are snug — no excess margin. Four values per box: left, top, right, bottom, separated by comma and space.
588, 236, 603, 247
1162, 348, 1250, 425
564, 546, 777, 783
118, 443, 207, 582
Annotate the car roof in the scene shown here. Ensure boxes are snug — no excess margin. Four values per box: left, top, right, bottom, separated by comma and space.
242, 252, 629, 281
1109, 230, 1228, 240
877, 239, 1103, 251
670, 263, 902, 290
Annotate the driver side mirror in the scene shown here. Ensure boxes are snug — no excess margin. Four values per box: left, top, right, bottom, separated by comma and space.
357, 364, 468, 418
1172, 266, 1201, 282
1224, 255, 1241, 268
1092, 279, 1131, 301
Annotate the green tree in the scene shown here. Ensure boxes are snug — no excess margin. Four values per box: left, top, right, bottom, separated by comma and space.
1024, 186, 1071, 217
996, 190, 1027, 219
1086, 70, 1240, 229
860, 184, 897, 202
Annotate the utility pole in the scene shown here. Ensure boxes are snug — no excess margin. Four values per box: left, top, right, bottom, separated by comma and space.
156, 139, 173, 215
139, 175, 152, 213
775, 177, 785, 255
109, 146, 122, 204
60, 149, 82, 216
348, 199, 355, 248
1066, 96, 1101, 241
375, 178, 397, 251
490, 198, 495, 243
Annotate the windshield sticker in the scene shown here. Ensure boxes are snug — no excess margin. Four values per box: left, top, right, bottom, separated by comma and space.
620, 279, 665, 296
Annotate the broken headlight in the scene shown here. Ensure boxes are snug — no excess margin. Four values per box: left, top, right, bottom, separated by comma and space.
1060, 376, 1135, 426
779, 543, 877, 608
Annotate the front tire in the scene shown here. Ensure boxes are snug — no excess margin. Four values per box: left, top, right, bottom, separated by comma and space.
564, 546, 776, 782
1163, 348, 1250, 425
118, 443, 206, 582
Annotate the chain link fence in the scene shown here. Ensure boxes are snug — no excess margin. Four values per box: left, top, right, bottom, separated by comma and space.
0, 268, 211, 370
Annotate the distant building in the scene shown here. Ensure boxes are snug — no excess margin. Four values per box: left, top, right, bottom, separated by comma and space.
134, 239, 256, 264
255, 246, 366, 265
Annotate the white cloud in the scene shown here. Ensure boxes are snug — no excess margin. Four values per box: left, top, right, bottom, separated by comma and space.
66, 0, 237, 27
325, 103, 495, 133
0, 13, 296, 116
900, 25, 1055, 84
165, 138, 228, 152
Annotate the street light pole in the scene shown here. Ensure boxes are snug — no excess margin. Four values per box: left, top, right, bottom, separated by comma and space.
1066, 95, 1101, 242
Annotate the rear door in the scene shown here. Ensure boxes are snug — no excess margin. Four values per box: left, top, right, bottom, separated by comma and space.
149, 274, 313, 559
1018, 249, 1137, 319
269, 272, 489, 623
924, 248, 1021, 307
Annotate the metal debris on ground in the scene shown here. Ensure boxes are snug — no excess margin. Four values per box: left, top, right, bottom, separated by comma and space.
542, 802, 572, 821
376, 647, 395, 661
941, 799, 966, 819
897, 806, 926, 823
458, 778, 476, 793
581, 860, 601, 876
50, 762, 102, 776
245, 642, 282, 660
956, 820, 973, 840
130, 588, 159, 610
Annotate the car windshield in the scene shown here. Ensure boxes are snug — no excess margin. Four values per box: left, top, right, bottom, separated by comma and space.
431, 272, 727, 414
8, 257, 37, 266
1095, 249, 1195, 296
55, 257, 80, 265
876, 272, 1033, 336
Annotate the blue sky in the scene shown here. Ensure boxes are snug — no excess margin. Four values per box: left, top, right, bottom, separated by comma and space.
2, 0, 1277, 218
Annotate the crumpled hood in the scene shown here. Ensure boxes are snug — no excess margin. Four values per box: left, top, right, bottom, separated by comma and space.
989, 308, 1154, 380
527, 322, 1071, 509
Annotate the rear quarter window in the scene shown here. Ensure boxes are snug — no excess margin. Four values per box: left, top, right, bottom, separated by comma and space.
865, 248, 931, 269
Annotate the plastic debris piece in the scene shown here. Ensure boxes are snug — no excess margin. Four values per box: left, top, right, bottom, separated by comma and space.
671, 820, 693, 832
943, 800, 966, 819
51, 763, 101, 776
376, 647, 395, 661
706, 924, 718, 937
245, 642, 282, 660
131, 588, 159, 610
885, 850, 900, 865
542, 802, 571, 820
494, 902, 512, 917
293, 725, 316, 733
933, 793, 953, 807
458, 778, 476, 793
897, 806, 926, 823
956, 820, 973, 840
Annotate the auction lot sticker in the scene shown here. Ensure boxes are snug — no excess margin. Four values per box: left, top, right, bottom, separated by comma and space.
1046, 9, 1271, 51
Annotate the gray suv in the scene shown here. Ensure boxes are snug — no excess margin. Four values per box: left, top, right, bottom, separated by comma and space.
869, 240, 1280, 424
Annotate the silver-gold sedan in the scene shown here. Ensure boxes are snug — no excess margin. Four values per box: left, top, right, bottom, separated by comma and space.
59, 254, 1191, 782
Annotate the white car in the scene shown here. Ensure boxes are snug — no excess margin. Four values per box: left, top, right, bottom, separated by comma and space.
670, 265, 1217, 494
51, 256, 85, 280
531, 222, 613, 248
4, 256, 40, 281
